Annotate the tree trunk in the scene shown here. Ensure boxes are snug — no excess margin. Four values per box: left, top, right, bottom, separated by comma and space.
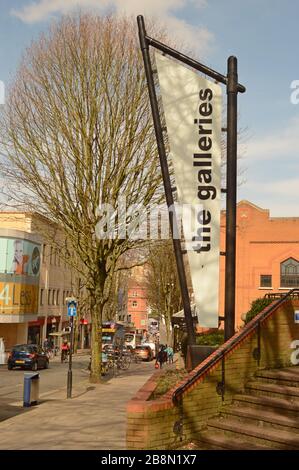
73, 317, 79, 353
165, 318, 171, 346
89, 293, 103, 383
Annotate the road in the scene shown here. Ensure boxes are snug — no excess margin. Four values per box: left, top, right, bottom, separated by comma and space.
0, 354, 90, 405
0, 358, 156, 450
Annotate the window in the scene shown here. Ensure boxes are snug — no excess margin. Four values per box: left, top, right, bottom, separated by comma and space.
40, 289, 44, 306
56, 290, 60, 306
132, 291, 138, 297
281, 258, 299, 287
52, 289, 56, 305
50, 246, 53, 265
42, 245, 46, 264
48, 289, 52, 305
260, 275, 272, 288
132, 301, 137, 307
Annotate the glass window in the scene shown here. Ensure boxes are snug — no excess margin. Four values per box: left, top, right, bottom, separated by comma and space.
280, 258, 299, 287
40, 288, 44, 306
42, 244, 46, 264
48, 289, 51, 305
132, 300, 137, 307
260, 275, 272, 288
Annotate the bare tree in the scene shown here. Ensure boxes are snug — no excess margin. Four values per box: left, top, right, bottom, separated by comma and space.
0, 14, 167, 382
146, 241, 184, 344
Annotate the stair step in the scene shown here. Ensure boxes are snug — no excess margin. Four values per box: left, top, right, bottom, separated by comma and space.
208, 418, 299, 449
255, 368, 299, 386
234, 394, 299, 413
245, 381, 299, 400
195, 431, 269, 450
222, 405, 299, 430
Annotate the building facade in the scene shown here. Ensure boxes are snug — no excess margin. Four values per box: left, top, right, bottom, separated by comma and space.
219, 200, 299, 327
0, 212, 82, 349
126, 266, 148, 332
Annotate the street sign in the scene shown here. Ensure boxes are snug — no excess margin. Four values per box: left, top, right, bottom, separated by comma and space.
67, 299, 77, 317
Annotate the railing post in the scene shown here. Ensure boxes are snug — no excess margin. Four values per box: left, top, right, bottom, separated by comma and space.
253, 321, 261, 366
216, 354, 225, 401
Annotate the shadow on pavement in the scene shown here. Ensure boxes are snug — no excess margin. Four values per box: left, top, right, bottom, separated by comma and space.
0, 400, 31, 423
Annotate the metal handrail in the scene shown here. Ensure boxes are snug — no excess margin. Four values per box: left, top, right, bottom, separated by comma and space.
172, 288, 299, 403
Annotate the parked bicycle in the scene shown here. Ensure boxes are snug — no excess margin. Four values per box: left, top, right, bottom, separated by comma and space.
116, 350, 131, 370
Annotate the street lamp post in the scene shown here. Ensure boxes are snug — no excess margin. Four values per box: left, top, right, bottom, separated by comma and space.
67, 315, 74, 399
66, 297, 77, 399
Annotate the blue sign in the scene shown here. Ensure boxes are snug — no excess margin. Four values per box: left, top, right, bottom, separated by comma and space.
67, 300, 77, 317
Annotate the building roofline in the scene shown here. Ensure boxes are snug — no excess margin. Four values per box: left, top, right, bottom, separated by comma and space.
0, 210, 56, 225
221, 200, 299, 221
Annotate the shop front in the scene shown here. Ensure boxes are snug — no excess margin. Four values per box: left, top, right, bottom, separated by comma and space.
46, 316, 61, 338
28, 318, 45, 345
0, 233, 41, 350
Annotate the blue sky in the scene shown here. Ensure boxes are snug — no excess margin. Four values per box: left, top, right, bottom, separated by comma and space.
1, 0, 299, 216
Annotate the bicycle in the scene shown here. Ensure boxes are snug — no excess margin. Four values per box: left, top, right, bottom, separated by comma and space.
61, 349, 69, 363
116, 351, 131, 370
132, 350, 142, 364
46, 348, 55, 359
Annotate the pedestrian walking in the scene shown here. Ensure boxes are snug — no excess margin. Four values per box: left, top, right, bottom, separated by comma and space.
166, 346, 174, 364
155, 347, 165, 369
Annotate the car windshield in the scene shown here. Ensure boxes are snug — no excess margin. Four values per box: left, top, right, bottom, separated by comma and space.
125, 334, 134, 342
13, 345, 35, 353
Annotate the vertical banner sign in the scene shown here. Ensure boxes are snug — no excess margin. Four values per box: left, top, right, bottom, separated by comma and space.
155, 52, 222, 328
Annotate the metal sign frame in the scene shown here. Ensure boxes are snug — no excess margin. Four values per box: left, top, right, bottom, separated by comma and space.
137, 15, 246, 343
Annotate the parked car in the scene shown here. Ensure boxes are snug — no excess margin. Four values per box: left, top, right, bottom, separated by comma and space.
134, 345, 153, 362
7, 344, 49, 371
141, 341, 156, 358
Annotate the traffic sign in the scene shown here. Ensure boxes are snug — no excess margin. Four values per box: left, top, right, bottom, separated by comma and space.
67, 299, 77, 317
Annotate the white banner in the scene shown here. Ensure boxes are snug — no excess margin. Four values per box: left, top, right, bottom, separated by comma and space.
155, 52, 222, 328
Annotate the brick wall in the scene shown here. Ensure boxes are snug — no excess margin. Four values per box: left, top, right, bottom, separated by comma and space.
126, 298, 299, 449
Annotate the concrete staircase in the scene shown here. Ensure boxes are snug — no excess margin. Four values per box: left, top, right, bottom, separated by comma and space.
192, 366, 299, 450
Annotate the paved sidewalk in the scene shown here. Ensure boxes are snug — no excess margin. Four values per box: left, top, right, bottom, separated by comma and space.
0, 361, 155, 450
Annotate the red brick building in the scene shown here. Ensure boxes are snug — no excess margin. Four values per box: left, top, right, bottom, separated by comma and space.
127, 266, 148, 331
220, 200, 299, 327
124, 201, 299, 333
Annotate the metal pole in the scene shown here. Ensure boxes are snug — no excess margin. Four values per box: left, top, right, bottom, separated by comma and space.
224, 56, 238, 342
137, 15, 195, 345
67, 316, 74, 398
145, 35, 246, 94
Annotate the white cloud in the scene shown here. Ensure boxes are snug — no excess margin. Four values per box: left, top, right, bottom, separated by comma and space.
246, 115, 299, 161
238, 115, 299, 216
239, 177, 299, 217
11, 0, 108, 22
11, 0, 213, 55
